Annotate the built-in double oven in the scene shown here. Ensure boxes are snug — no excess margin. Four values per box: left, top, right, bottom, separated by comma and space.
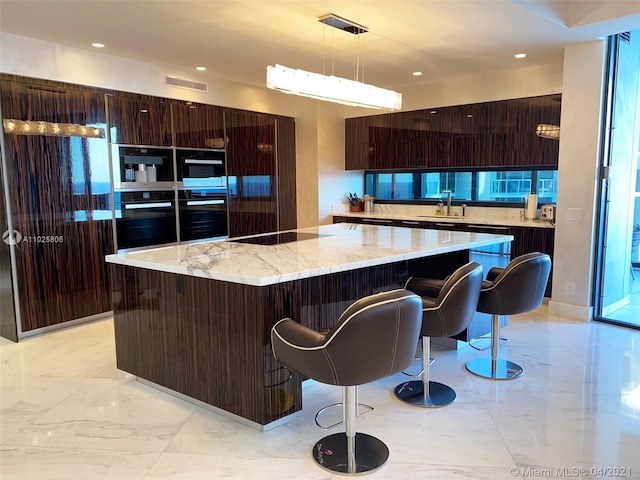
176, 148, 229, 242
111, 145, 229, 251
114, 190, 178, 250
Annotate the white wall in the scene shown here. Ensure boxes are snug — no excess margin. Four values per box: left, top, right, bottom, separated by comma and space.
548, 41, 606, 321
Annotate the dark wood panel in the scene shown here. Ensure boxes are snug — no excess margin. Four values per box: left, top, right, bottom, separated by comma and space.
1, 79, 113, 332
276, 117, 297, 231
345, 143, 371, 170
345, 94, 562, 170
226, 110, 277, 237
107, 94, 172, 146
0, 161, 17, 342
172, 102, 225, 149
510, 226, 555, 296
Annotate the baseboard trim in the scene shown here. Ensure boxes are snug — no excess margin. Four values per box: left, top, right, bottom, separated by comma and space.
137, 378, 291, 432
18, 311, 113, 339
547, 301, 593, 322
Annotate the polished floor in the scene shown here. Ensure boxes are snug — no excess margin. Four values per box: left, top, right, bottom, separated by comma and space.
1, 306, 639, 479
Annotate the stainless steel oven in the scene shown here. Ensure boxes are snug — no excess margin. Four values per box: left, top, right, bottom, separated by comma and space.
176, 148, 226, 186
178, 188, 229, 241
114, 190, 177, 250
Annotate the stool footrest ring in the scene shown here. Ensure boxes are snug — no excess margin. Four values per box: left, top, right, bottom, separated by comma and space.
315, 402, 374, 430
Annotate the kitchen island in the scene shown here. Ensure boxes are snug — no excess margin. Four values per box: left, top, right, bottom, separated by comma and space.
106, 223, 512, 430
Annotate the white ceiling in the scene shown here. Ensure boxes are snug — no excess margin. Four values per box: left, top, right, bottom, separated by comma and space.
1, 0, 639, 90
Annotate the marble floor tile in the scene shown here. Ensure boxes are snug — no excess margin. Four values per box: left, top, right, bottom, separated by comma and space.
1, 307, 639, 479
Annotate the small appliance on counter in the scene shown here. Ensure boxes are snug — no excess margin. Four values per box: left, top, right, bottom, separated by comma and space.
524, 194, 538, 220
539, 204, 556, 221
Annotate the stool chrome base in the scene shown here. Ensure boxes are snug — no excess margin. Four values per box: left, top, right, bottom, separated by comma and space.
313, 432, 389, 475
466, 358, 523, 380
394, 380, 456, 407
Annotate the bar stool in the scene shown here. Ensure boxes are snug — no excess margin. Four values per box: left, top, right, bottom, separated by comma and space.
395, 262, 483, 407
271, 289, 422, 475
313, 327, 374, 430
466, 252, 552, 380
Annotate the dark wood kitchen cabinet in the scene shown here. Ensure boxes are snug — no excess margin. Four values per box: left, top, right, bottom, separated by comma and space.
172, 101, 225, 149
107, 94, 172, 146
275, 116, 297, 231
0, 76, 114, 336
345, 94, 561, 170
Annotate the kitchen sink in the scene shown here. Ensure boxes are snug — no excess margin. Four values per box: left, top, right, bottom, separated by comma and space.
417, 215, 461, 219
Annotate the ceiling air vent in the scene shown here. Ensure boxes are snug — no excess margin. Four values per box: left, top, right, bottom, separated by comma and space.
164, 75, 208, 92
620, 31, 631, 44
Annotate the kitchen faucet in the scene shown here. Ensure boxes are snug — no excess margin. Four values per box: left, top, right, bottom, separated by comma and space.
445, 191, 452, 216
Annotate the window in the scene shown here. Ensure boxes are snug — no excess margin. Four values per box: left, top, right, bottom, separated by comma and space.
365, 169, 558, 205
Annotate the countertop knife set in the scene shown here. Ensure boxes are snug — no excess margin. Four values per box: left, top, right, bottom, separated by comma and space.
346, 193, 375, 213
346, 193, 364, 212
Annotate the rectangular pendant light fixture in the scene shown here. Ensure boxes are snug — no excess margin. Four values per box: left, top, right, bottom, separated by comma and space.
3, 119, 105, 138
266, 64, 402, 111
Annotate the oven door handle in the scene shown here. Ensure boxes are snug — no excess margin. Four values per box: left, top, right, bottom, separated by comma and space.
185, 199, 226, 206
184, 159, 223, 165
124, 202, 173, 210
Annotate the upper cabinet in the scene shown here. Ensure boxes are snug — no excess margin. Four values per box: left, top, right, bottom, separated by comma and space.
172, 102, 225, 149
108, 95, 172, 146
345, 94, 562, 170
225, 110, 278, 237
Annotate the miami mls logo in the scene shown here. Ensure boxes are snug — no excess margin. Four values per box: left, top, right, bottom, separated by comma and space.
2, 229, 22, 245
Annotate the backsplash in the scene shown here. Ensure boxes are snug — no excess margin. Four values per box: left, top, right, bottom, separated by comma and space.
332, 202, 527, 221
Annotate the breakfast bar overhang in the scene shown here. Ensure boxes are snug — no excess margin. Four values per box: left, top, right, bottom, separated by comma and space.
105, 223, 512, 430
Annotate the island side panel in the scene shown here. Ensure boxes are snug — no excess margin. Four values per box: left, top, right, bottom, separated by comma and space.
111, 264, 295, 425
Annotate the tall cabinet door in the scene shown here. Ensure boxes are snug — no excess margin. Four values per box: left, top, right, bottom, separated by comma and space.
276, 116, 297, 231
107, 95, 172, 146
225, 110, 277, 237
0, 78, 113, 333
172, 102, 225, 149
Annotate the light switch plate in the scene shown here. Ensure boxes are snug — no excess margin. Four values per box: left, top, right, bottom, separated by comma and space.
567, 208, 581, 221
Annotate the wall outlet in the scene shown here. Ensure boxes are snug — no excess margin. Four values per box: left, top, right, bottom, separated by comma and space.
567, 208, 581, 221
565, 281, 576, 296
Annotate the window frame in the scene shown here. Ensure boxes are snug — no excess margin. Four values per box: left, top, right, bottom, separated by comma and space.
364, 166, 558, 208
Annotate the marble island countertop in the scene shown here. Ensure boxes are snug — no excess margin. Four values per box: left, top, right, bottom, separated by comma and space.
105, 223, 513, 286
334, 211, 555, 229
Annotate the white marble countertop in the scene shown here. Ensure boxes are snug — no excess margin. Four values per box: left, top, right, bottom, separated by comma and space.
105, 224, 513, 286
334, 211, 555, 228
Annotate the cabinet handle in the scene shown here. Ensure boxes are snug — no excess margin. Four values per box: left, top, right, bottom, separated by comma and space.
185, 159, 223, 165
124, 202, 173, 209
362, 219, 392, 224
467, 224, 509, 231
400, 221, 420, 225
435, 223, 455, 227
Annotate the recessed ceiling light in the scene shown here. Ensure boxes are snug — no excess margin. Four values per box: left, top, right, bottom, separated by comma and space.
515, 53, 526, 59
413, 71, 422, 76
430, 110, 437, 114
91, 43, 105, 48
196, 66, 206, 71
467, 114, 473, 118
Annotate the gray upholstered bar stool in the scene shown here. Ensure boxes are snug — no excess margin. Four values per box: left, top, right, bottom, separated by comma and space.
466, 252, 552, 380
271, 289, 422, 475
395, 262, 483, 408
